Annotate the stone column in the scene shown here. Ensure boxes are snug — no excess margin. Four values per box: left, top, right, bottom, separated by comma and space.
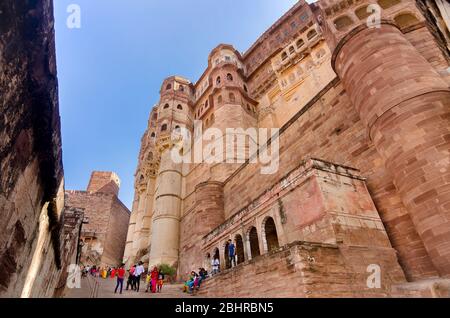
333, 22, 450, 277
149, 149, 182, 267
132, 188, 146, 258
219, 244, 226, 272
123, 192, 139, 266
245, 233, 253, 261
139, 177, 156, 253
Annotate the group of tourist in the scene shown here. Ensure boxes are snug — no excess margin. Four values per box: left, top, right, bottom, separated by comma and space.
81, 262, 166, 295
145, 266, 165, 293
183, 268, 208, 295
81, 265, 121, 279
125, 261, 145, 292
124, 262, 165, 294
79, 238, 237, 296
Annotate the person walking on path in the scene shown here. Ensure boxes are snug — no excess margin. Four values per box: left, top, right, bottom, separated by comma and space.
114, 264, 126, 294
126, 265, 136, 290
150, 267, 159, 293
134, 261, 145, 292
157, 269, 165, 293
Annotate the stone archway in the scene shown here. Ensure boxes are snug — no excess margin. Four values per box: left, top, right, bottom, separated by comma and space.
213, 248, 220, 272
248, 227, 260, 259
263, 217, 280, 253
235, 234, 245, 265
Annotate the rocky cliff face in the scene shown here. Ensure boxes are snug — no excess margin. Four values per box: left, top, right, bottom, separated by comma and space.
0, 0, 66, 297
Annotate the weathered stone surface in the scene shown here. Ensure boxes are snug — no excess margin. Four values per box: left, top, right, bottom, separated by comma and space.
0, 0, 74, 298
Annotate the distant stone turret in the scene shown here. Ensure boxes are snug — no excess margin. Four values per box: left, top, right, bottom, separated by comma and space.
87, 171, 121, 196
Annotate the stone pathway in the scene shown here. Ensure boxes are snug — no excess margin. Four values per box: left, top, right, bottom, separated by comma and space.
64, 275, 191, 298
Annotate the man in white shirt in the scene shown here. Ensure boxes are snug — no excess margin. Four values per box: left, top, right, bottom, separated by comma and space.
213, 258, 220, 275
134, 261, 145, 292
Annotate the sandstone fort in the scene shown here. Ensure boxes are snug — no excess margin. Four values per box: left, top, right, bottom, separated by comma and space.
1, 0, 450, 298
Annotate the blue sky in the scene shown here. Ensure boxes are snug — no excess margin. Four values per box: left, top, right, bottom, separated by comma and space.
54, 0, 302, 209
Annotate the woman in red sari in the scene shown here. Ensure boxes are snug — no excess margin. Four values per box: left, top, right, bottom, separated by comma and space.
150, 267, 158, 293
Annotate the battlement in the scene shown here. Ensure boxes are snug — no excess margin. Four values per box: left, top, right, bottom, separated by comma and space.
87, 171, 121, 196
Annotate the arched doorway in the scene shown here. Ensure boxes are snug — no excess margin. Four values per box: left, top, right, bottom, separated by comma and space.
213, 248, 220, 274
235, 234, 245, 265
249, 227, 260, 259
264, 217, 280, 252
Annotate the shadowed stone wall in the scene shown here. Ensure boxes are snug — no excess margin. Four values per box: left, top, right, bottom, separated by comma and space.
0, 0, 70, 298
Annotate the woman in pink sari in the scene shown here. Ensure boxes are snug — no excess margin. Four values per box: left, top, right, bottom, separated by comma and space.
150, 267, 158, 293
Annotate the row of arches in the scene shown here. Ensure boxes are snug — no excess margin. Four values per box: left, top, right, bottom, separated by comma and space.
281, 29, 318, 61
194, 92, 239, 120
149, 123, 181, 136
162, 103, 184, 111
334, 2, 419, 32
216, 73, 234, 85
165, 83, 186, 92
217, 92, 236, 105
206, 217, 280, 271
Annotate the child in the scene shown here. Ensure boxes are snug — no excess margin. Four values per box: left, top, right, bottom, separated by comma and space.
145, 271, 151, 293
157, 270, 165, 293
183, 272, 194, 293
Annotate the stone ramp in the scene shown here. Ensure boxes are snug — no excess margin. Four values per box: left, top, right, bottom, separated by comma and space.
64, 275, 189, 298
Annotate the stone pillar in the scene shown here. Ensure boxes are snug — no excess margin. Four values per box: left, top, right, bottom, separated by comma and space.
139, 177, 155, 253
333, 22, 450, 277
245, 232, 252, 261
132, 189, 146, 257
123, 192, 139, 266
219, 245, 226, 272
149, 149, 182, 267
